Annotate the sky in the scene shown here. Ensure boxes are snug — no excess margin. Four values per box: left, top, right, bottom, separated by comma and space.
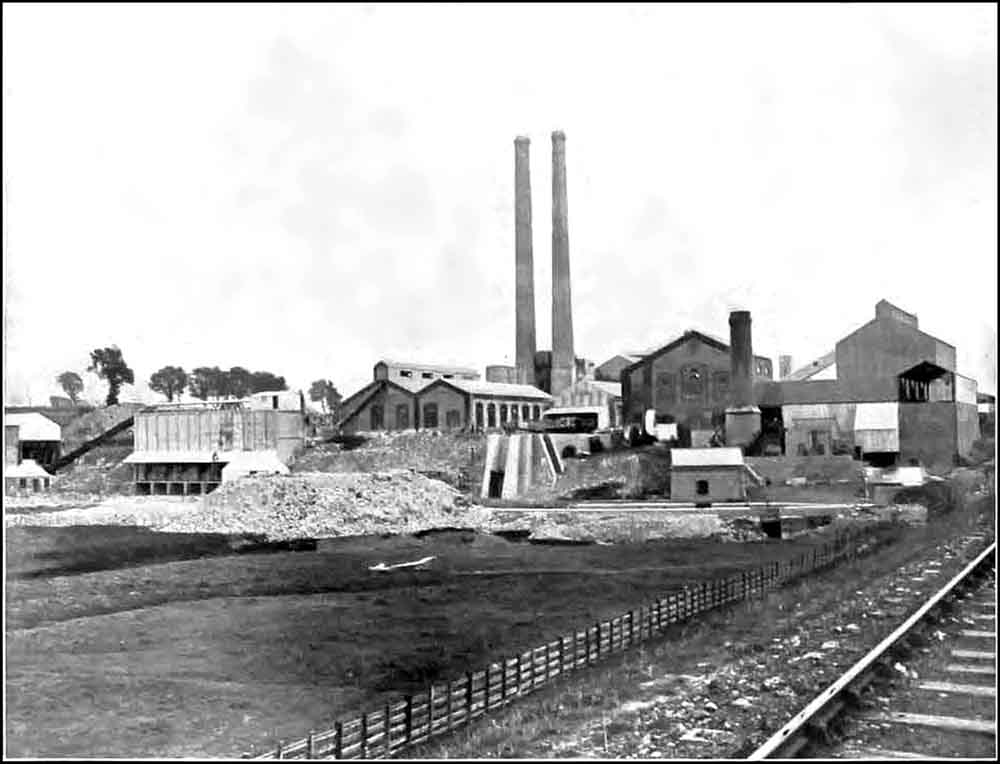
3, 3, 997, 406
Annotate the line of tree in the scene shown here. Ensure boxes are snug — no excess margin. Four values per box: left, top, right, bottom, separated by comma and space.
166, 366, 289, 401
58, 347, 321, 407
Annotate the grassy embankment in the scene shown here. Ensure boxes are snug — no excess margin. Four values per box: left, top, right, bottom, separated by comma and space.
8, 522, 858, 758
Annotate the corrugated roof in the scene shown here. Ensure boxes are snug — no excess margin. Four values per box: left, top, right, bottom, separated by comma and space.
854, 402, 898, 431
442, 379, 552, 400
5, 412, 61, 441
670, 447, 745, 467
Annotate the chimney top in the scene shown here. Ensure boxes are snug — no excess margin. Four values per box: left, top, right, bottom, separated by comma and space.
729, 310, 751, 323
515, 135, 530, 144
552, 130, 566, 140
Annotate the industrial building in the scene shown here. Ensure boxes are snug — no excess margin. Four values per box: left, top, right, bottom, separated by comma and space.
124, 395, 305, 495
550, 378, 624, 429
337, 359, 551, 433
622, 300, 982, 471
620, 319, 774, 448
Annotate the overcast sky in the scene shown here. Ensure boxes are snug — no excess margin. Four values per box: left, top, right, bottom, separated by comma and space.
3, 3, 996, 406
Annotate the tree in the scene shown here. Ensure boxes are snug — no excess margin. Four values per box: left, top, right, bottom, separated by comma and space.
227, 366, 254, 399
87, 346, 135, 406
56, 371, 84, 404
250, 370, 288, 393
309, 379, 343, 415
149, 366, 189, 402
189, 366, 224, 400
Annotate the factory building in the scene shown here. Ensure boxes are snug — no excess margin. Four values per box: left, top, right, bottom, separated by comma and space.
124, 396, 305, 495
754, 300, 980, 469
621, 323, 773, 448
594, 354, 643, 384
622, 300, 980, 470
337, 360, 551, 433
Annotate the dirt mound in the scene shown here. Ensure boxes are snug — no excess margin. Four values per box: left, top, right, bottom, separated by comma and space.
52, 445, 134, 495
156, 471, 489, 541
294, 431, 486, 493
61, 404, 142, 450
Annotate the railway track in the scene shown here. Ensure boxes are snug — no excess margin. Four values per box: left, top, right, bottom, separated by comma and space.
748, 537, 996, 760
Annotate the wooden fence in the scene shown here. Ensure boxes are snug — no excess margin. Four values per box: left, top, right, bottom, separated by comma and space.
246, 523, 893, 760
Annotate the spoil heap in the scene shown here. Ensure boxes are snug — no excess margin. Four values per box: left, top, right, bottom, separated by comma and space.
157, 471, 488, 540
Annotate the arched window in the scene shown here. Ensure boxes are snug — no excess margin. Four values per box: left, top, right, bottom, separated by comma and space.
445, 409, 461, 428
422, 402, 439, 429
395, 404, 410, 429
510, 405, 519, 424
532, 405, 540, 420
487, 403, 497, 428
499, 404, 509, 424
522, 404, 530, 421
656, 372, 676, 405
681, 366, 705, 402
712, 372, 730, 403
475, 402, 485, 429
370, 404, 384, 430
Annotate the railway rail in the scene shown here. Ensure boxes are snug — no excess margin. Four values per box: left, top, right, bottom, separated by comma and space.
748, 537, 996, 760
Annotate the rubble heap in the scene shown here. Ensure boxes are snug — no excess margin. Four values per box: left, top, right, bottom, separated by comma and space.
157, 471, 487, 540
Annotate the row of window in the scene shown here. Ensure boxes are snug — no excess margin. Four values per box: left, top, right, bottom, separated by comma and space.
654, 367, 731, 404
368, 402, 543, 430
398, 369, 458, 380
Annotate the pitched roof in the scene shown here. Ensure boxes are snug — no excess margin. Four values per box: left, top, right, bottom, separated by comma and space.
5, 412, 62, 441
420, 378, 552, 400
670, 447, 745, 467
624, 329, 770, 373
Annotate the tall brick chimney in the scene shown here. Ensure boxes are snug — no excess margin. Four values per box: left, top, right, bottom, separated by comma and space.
550, 130, 574, 396
514, 136, 537, 386
725, 310, 761, 449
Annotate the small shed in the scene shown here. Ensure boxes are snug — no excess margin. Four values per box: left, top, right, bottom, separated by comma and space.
670, 447, 757, 504
4, 459, 53, 496
854, 402, 899, 455
5, 412, 62, 467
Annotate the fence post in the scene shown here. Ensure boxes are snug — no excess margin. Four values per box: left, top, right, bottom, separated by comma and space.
335, 722, 343, 759
629, 610, 635, 645
484, 666, 491, 712
428, 685, 436, 737
595, 622, 602, 659
360, 714, 367, 759
501, 659, 508, 702
516, 653, 523, 693
465, 672, 474, 720
585, 628, 592, 664
405, 695, 413, 743
384, 703, 391, 754
307, 730, 315, 759
446, 679, 454, 729
559, 636, 566, 674
276, 740, 284, 760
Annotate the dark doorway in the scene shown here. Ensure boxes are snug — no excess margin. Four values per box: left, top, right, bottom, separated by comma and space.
488, 470, 504, 499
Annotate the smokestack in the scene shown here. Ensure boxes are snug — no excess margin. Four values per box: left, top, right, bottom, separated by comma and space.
729, 310, 753, 408
550, 130, 574, 396
779, 355, 792, 380
514, 136, 537, 386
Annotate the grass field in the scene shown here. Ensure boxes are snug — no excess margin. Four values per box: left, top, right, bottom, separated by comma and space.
5, 523, 856, 758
